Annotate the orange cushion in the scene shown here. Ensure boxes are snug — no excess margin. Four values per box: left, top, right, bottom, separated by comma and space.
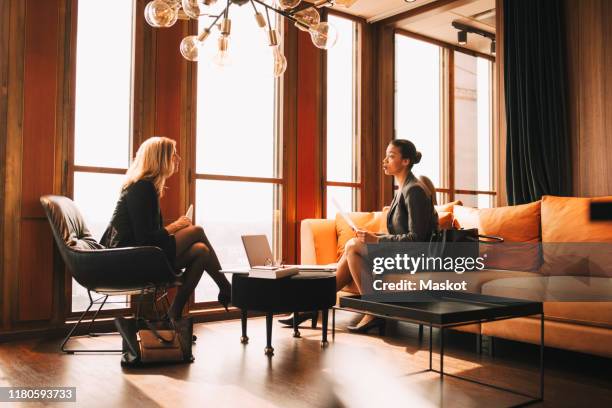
435, 200, 463, 213
335, 212, 383, 261
438, 211, 453, 229
453, 205, 479, 229
541, 195, 612, 242
453, 202, 542, 271
541, 196, 612, 277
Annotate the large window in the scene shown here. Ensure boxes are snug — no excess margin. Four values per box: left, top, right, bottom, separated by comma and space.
395, 35, 442, 197
325, 14, 359, 219
193, 5, 282, 303
70, 0, 134, 312
394, 33, 494, 207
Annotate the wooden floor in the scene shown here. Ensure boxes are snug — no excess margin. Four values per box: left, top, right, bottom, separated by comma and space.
0, 311, 611, 407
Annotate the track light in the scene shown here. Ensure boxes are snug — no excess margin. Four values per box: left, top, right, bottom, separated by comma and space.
490, 39, 496, 55
457, 30, 467, 45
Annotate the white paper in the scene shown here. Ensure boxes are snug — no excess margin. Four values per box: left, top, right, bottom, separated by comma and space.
331, 197, 358, 231
185, 204, 193, 222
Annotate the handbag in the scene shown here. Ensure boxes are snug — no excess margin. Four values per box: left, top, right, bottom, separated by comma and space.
115, 316, 195, 366
428, 228, 504, 260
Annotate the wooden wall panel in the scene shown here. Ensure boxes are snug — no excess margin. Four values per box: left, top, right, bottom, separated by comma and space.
0, 0, 10, 327
565, 0, 612, 196
154, 22, 187, 222
494, 0, 507, 206
17, 0, 61, 321
296, 30, 323, 223
18, 221, 54, 321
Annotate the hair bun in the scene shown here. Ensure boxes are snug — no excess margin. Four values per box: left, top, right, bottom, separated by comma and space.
414, 151, 422, 164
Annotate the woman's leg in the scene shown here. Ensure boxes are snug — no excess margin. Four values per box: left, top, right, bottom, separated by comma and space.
174, 226, 230, 293
168, 242, 208, 319
345, 238, 370, 294
335, 250, 353, 291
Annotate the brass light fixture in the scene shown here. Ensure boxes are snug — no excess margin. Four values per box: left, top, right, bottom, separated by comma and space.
145, 0, 357, 77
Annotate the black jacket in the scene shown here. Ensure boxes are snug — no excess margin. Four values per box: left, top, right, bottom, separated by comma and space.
378, 172, 438, 242
100, 179, 176, 264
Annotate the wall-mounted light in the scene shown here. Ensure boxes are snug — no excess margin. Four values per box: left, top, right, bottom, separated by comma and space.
452, 21, 496, 55
457, 30, 467, 45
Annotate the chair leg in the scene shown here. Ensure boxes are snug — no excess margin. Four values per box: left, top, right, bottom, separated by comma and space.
61, 293, 122, 353
84, 295, 108, 336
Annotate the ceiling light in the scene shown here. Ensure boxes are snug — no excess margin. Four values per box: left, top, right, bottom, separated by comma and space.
457, 30, 467, 45
490, 39, 496, 55
145, 0, 345, 77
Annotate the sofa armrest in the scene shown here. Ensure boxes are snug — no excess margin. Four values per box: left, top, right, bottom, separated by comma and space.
300, 219, 338, 264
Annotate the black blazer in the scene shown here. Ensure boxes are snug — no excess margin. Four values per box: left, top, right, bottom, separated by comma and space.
100, 179, 176, 264
378, 172, 438, 242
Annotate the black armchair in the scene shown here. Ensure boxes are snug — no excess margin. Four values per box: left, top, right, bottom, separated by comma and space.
40, 195, 182, 353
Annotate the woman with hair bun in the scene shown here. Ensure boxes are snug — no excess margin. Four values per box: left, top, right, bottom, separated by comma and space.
280, 139, 438, 332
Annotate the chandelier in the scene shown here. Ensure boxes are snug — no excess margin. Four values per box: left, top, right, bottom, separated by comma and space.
144, 0, 358, 77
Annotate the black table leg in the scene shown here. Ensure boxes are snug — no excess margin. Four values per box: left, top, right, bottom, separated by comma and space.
332, 308, 335, 340
240, 309, 249, 344
429, 324, 433, 370
293, 311, 301, 338
321, 308, 329, 347
265, 312, 274, 356
540, 313, 545, 401
440, 327, 445, 378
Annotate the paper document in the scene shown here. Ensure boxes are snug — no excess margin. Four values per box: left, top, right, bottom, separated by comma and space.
185, 204, 193, 222
331, 197, 358, 231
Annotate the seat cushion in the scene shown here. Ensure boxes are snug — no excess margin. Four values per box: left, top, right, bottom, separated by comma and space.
481, 276, 612, 326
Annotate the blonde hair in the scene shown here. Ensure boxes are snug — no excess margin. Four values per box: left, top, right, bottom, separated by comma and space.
122, 136, 177, 197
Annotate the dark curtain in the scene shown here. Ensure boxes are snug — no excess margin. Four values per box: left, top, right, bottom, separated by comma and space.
504, 0, 572, 205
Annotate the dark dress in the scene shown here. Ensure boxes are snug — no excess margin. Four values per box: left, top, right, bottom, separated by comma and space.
100, 179, 176, 264
378, 172, 438, 242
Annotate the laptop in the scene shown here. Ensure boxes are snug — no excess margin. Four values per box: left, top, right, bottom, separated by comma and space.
241, 235, 336, 272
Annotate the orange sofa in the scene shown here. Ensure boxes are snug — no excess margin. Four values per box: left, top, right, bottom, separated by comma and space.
300, 196, 612, 358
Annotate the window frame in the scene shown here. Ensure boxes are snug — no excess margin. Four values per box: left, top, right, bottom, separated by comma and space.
187, 13, 285, 311
64, 0, 143, 319
322, 10, 362, 218
394, 29, 496, 206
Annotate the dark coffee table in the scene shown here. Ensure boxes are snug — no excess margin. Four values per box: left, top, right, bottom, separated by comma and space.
231, 272, 336, 356
334, 291, 544, 405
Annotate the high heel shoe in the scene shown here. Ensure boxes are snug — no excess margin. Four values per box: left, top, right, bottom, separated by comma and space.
217, 286, 232, 312
278, 312, 319, 328
347, 317, 386, 334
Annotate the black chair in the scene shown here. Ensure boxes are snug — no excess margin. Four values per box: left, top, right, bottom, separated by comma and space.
40, 195, 182, 353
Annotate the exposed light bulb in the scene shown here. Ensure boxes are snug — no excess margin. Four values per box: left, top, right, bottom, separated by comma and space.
162, 0, 181, 8
145, 0, 178, 27
213, 35, 232, 67
272, 46, 287, 77
180, 35, 201, 61
278, 0, 301, 10
309, 22, 338, 50
182, 0, 205, 19
293, 7, 320, 32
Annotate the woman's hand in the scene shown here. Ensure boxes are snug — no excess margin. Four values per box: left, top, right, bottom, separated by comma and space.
356, 229, 379, 244
165, 216, 192, 234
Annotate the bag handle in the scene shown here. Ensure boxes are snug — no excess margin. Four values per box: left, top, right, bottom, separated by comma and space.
478, 234, 504, 243
140, 319, 176, 344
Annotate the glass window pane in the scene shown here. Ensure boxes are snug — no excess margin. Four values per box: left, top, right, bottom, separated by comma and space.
454, 53, 492, 191
196, 6, 276, 178
455, 193, 493, 209
72, 172, 128, 311
194, 180, 277, 302
74, 0, 133, 168
326, 15, 356, 183
326, 186, 357, 219
395, 35, 441, 187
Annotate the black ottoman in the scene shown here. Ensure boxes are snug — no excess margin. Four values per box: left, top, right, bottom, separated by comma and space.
231, 272, 336, 356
